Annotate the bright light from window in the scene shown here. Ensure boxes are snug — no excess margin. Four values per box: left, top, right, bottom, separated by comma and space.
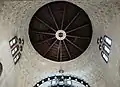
81, 81, 83, 84
103, 44, 110, 54
14, 57, 17, 63
59, 81, 64, 85
86, 84, 89, 87
14, 52, 21, 64
104, 35, 112, 46
51, 80, 57, 85
11, 45, 19, 56
10, 41, 13, 46
37, 83, 39, 87
69, 77, 71, 80
100, 37, 103, 43
42, 80, 44, 83
13, 39, 16, 44
101, 51, 109, 63
48, 78, 50, 81
34, 75, 90, 87
67, 80, 72, 85
9, 36, 18, 47
14, 47, 17, 52
11, 50, 15, 55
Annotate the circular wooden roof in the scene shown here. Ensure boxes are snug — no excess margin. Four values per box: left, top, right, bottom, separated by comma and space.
29, 1, 92, 62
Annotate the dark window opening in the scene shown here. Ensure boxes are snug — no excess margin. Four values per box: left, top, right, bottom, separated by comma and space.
0, 62, 3, 76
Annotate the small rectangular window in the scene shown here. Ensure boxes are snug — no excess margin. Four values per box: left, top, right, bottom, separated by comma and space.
51, 80, 57, 85
11, 45, 19, 56
59, 81, 64, 85
101, 51, 109, 63
67, 80, 72, 85
9, 36, 18, 48
14, 52, 21, 64
103, 35, 112, 47
102, 44, 111, 55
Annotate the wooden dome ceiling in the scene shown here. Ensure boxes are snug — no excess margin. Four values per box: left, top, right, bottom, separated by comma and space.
29, 1, 92, 62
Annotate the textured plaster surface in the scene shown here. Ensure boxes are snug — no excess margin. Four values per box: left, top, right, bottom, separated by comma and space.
0, 0, 120, 87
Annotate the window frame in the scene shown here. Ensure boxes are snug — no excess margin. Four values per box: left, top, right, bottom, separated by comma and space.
103, 35, 112, 47
11, 45, 19, 57
14, 52, 21, 64
102, 43, 111, 55
101, 51, 109, 63
9, 36, 18, 48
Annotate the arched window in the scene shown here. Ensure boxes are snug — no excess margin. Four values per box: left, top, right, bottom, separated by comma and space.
34, 75, 90, 87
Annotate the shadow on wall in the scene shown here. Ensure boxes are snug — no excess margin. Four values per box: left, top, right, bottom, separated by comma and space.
0, 62, 3, 76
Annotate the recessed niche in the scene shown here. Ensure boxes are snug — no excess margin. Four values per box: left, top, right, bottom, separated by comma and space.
29, 1, 93, 62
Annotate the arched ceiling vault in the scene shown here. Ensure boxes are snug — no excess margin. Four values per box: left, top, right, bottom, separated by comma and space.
0, 0, 120, 87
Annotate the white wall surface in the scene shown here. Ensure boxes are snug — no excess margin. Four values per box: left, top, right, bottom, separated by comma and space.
0, 0, 119, 87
